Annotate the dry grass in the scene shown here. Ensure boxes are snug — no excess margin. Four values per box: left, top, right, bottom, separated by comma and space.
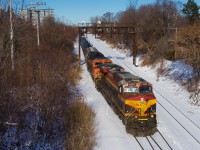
65, 100, 95, 150
141, 53, 155, 66
69, 66, 82, 86
0, 15, 95, 149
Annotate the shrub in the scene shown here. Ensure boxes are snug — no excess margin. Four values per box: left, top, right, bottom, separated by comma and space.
65, 100, 95, 150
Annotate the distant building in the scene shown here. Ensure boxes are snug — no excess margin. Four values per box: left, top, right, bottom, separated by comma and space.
20, 9, 54, 26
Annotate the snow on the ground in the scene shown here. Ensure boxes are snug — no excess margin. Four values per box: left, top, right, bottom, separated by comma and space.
166, 60, 193, 81
74, 35, 200, 150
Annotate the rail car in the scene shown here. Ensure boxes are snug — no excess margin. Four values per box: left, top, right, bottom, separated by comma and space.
80, 37, 157, 136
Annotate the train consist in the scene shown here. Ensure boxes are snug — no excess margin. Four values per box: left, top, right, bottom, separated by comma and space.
80, 37, 157, 136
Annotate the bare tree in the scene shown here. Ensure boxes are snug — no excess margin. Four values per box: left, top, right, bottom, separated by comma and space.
102, 12, 114, 23
90, 16, 102, 24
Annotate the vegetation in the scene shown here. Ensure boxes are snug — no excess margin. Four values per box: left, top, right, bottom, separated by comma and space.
0, 3, 95, 150
65, 100, 95, 150
182, 0, 200, 23
90, 0, 200, 104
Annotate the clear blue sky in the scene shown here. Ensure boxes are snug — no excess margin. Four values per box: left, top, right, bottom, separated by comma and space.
42, 0, 199, 25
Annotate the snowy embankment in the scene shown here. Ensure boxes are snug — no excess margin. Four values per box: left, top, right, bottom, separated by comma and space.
74, 35, 200, 150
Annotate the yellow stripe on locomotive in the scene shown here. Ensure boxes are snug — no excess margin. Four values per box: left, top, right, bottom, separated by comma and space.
80, 37, 157, 136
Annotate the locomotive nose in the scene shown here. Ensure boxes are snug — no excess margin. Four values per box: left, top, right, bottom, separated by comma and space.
126, 95, 156, 117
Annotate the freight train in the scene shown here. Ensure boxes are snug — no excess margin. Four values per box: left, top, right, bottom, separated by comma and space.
80, 37, 157, 136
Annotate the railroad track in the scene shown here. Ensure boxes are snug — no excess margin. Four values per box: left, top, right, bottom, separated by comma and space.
134, 129, 172, 150
122, 61, 200, 129
150, 130, 172, 150
86, 36, 200, 148
120, 62, 200, 145
92, 47, 175, 149
117, 62, 199, 147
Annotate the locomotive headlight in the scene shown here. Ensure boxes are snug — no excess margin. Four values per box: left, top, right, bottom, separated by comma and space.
135, 116, 138, 118
140, 98, 144, 103
151, 114, 154, 118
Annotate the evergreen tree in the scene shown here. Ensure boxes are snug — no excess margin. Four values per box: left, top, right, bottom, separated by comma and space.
182, 0, 200, 23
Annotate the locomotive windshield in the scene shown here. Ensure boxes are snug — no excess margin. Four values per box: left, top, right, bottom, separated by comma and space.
140, 86, 152, 93
124, 87, 138, 93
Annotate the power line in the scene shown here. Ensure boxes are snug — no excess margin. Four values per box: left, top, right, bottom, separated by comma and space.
20, 2, 54, 47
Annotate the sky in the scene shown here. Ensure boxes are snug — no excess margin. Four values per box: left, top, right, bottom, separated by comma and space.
37, 0, 200, 25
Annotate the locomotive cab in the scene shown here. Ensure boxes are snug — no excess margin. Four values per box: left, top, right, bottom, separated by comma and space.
117, 77, 157, 134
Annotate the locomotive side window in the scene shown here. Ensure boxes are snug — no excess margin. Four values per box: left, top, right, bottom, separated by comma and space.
124, 87, 138, 93
140, 86, 152, 93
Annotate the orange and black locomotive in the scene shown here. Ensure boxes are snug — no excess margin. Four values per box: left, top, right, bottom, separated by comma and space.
80, 37, 157, 136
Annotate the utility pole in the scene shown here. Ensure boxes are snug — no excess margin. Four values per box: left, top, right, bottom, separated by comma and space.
28, 2, 47, 47
36, 10, 40, 47
10, 0, 14, 71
